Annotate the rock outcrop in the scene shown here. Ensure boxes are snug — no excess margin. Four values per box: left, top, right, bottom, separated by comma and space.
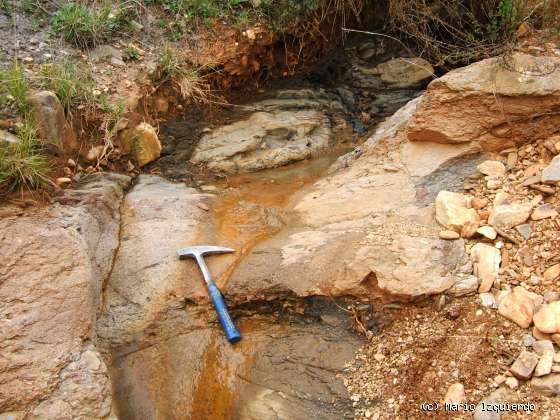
351, 57, 434, 89
222, 97, 479, 302
190, 89, 349, 174
97, 175, 221, 348
407, 53, 560, 151
0, 173, 130, 418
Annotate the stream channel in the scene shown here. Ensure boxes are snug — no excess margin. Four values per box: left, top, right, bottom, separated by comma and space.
99, 38, 428, 420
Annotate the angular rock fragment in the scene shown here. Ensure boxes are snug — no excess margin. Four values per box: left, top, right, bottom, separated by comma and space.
531, 374, 560, 396
534, 350, 554, 377
534, 302, 560, 334
435, 191, 479, 232
509, 350, 539, 380
470, 243, 501, 292
497, 287, 541, 328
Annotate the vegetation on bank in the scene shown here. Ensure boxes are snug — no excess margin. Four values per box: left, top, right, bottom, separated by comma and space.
1, 0, 560, 197
0, 59, 119, 195
387, 0, 560, 66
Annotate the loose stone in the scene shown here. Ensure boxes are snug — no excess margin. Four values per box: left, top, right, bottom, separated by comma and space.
534, 350, 554, 377
544, 264, 560, 282
471, 243, 501, 293
510, 351, 539, 380
498, 287, 541, 328
534, 302, 560, 334
439, 230, 460, 240
444, 383, 466, 404
533, 340, 555, 356
477, 226, 497, 240
478, 160, 506, 177
531, 203, 558, 220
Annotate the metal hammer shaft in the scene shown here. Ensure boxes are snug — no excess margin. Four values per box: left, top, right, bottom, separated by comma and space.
178, 246, 241, 343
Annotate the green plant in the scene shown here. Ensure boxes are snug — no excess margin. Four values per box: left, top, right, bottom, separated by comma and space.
157, 46, 209, 101
37, 60, 95, 115
388, 0, 530, 67
0, 62, 31, 115
49, 2, 124, 48
122, 46, 141, 61
0, 120, 50, 194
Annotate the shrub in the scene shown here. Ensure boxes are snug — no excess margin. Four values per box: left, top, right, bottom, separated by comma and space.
387, 0, 536, 67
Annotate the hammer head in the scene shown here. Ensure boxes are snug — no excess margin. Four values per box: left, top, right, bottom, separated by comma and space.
177, 245, 235, 260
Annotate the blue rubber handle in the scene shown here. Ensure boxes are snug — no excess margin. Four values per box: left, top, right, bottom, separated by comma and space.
207, 282, 241, 343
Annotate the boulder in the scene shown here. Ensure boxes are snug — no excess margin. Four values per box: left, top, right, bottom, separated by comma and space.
190, 90, 347, 174
0, 173, 130, 417
28, 90, 77, 150
407, 53, 560, 151
120, 122, 162, 167
435, 191, 479, 232
470, 243, 501, 293
497, 286, 542, 328
533, 301, 560, 334
489, 201, 533, 229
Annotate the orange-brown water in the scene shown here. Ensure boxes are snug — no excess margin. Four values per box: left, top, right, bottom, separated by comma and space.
210, 151, 349, 289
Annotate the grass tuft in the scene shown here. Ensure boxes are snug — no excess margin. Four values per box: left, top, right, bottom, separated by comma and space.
0, 120, 50, 195
49, 2, 132, 49
0, 62, 31, 115
157, 46, 210, 101
37, 60, 95, 115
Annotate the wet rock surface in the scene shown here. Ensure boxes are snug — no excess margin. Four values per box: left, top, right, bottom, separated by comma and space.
224, 97, 480, 302
111, 312, 360, 420
190, 89, 350, 174
97, 175, 215, 347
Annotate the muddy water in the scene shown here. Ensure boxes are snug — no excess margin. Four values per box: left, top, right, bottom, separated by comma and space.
210, 149, 349, 289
